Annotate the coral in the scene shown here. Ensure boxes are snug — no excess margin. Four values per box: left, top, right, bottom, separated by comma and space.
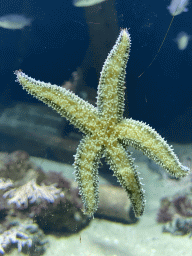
3, 179, 64, 209
30, 172, 89, 232
157, 187, 192, 224
172, 195, 192, 217
0, 151, 35, 182
157, 197, 174, 223
0, 150, 89, 236
0, 179, 13, 191
0, 196, 8, 221
0, 218, 47, 255
44, 171, 71, 190
163, 217, 192, 236
0, 227, 32, 254
33, 196, 89, 233
157, 186, 192, 237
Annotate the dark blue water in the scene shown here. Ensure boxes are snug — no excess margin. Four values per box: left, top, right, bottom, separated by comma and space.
0, 0, 191, 142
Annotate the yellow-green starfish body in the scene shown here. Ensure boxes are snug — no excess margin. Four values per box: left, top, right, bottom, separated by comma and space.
15, 29, 189, 217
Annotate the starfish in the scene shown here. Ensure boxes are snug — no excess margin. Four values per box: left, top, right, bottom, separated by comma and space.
14, 29, 189, 217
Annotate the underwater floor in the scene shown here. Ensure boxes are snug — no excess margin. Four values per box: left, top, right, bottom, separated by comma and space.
2, 142, 192, 256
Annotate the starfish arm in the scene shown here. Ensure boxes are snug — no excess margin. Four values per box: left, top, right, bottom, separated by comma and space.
117, 118, 189, 177
74, 135, 104, 216
14, 71, 99, 134
104, 142, 145, 217
97, 29, 131, 123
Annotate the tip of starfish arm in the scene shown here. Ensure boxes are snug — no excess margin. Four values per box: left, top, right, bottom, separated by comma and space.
120, 28, 131, 43
181, 165, 190, 175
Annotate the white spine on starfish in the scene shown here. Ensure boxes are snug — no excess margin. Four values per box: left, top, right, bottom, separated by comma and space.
74, 135, 104, 215
15, 29, 189, 218
104, 142, 146, 216
14, 70, 99, 135
74, 29, 133, 216
97, 29, 131, 123
116, 118, 189, 178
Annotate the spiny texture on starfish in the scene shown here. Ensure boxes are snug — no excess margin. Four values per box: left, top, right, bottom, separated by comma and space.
15, 29, 189, 217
